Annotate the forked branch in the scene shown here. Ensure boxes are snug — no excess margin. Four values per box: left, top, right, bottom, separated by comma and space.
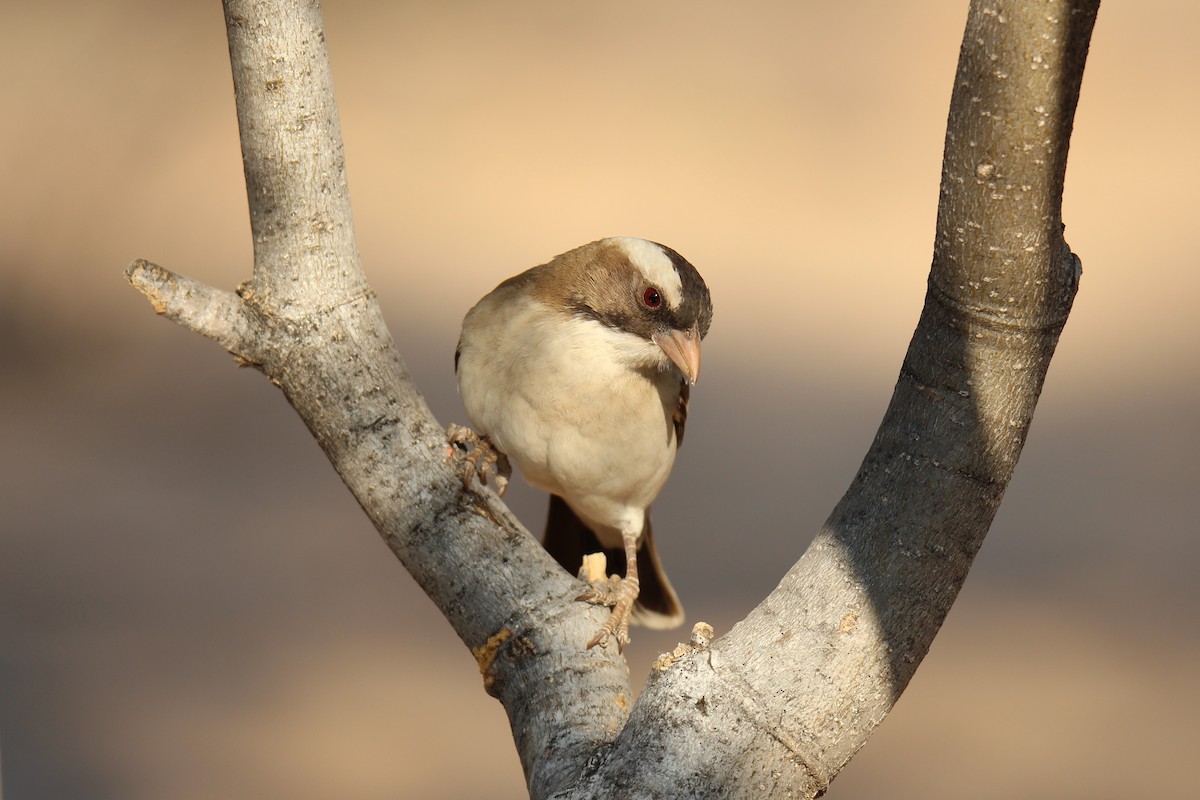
127, 1, 1098, 798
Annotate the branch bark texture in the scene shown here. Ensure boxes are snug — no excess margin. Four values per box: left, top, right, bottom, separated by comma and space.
126, 1, 1098, 798
131, 1, 636, 794
572, 5, 1096, 797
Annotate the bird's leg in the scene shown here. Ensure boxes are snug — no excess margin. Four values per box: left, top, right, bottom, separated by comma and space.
445, 423, 511, 496
577, 532, 641, 652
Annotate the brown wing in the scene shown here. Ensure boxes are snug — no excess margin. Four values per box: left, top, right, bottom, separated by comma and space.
673, 380, 690, 447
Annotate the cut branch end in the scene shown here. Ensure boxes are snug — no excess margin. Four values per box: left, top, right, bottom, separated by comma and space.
124, 258, 260, 363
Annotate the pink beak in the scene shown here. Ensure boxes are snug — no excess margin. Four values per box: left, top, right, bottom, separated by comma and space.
653, 323, 702, 385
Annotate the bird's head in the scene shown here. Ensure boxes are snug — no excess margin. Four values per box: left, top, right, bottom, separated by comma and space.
544, 237, 712, 385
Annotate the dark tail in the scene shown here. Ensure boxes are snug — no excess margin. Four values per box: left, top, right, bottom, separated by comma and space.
543, 494, 684, 629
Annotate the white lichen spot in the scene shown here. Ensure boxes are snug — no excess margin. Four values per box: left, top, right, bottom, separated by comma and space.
975, 161, 996, 180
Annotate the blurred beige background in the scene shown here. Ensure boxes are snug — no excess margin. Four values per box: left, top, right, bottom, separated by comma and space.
2, 2, 1197, 798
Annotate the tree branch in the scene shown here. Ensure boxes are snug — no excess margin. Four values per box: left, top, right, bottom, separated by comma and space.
126, 1, 1098, 798
563, 2, 1096, 797
129, 2, 636, 796
125, 258, 260, 361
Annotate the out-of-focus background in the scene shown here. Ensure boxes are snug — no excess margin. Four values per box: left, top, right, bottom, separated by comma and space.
3, 2, 1197, 798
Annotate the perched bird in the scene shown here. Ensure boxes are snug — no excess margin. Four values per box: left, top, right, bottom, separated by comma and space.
452, 237, 712, 650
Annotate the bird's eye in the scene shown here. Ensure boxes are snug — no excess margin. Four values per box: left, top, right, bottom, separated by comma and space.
643, 287, 662, 308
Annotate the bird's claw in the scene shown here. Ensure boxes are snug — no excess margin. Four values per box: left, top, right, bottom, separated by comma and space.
445, 423, 511, 496
577, 574, 639, 652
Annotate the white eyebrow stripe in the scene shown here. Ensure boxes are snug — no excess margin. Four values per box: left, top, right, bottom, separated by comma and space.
606, 237, 683, 309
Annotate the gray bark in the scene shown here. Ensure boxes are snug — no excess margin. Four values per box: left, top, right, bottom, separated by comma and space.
125, 1, 1098, 797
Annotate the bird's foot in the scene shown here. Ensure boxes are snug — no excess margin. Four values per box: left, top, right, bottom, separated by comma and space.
577, 573, 640, 652
445, 423, 511, 496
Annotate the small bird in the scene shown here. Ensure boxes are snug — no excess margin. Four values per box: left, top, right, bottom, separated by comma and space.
452, 237, 712, 650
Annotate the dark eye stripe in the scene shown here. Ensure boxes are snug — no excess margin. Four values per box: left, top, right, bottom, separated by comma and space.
651, 242, 713, 338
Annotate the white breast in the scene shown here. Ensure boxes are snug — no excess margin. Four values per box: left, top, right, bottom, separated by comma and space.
456, 292, 679, 543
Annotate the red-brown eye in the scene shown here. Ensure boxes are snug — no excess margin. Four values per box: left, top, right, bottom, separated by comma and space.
643, 287, 662, 308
